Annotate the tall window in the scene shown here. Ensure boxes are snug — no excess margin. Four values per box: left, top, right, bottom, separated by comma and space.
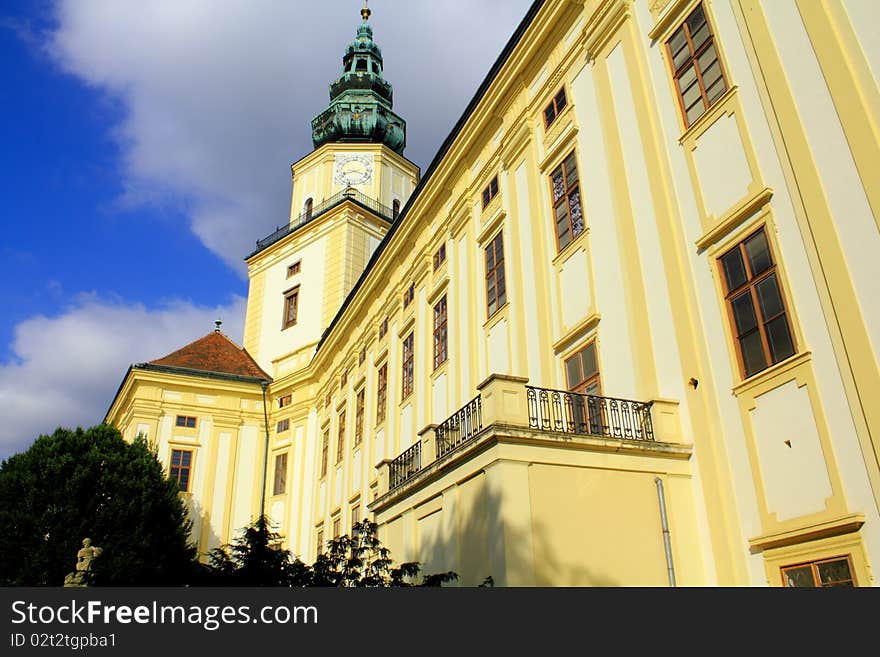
332, 517, 342, 539
320, 429, 329, 478
304, 197, 313, 221
485, 231, 506, 317
169, 449, 193, 492
282, 287, 299, 330
354, 389, 365, 446
482, 176, 499, 210
316, 528, 324, 557
376, 363, 388, 424
565, 341, 602, 434
666, 3, 728, 127
544, 87, 568, 128
401, 333, 414, 400
550, 152, 583, 251
433, 296, 448, 370
336, 410, 346, 463
351, 505, 361, 532
378, 318, 388, 339
433, 243, 446, 270
403, 284, 415, 309
719, 227, 795, 379
782, 556, 855, 587
273, 452, 288, 496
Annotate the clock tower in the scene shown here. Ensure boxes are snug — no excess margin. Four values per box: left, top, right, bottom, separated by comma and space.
243, 3, 419, 376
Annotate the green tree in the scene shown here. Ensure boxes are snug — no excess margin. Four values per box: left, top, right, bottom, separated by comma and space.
0, 425, 199, 586
206, 516, 458, 587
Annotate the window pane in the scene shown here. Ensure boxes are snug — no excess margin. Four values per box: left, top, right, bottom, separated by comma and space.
544, 105, 556, 125
698, 46, 719, 75
564, 153, 578, 184
721, 249, 747, 291
581, 343, 598, 378
551, 168, 565, 201
569, 189, 584, 238
669, 28, 687, 57
682, 80, 702, 110
181, 451, 191, 467
672, 43, 692, 72
817, 559, 853, 585
745, 230, 772, 275
755, 275, 784, 319
765, 315, 795, 364
555, 88, 567, 111
686, 102, 706, 125
677, 65, 698, 94
494, 232, 504, 254
740, 330, 767, 377
690, 23, 710, 50
485, 245, 495, 270
705, 77, 727, 103
701, 61, 723, 94
171, 451, 181, 466
557, 223, 571, 249
731, 291, 758, 335
686, 4, 706, 34
565, 355, 581, 389
783, 566, 816, 587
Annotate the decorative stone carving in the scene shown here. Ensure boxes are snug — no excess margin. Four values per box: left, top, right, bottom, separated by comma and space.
63, 538, 103, 587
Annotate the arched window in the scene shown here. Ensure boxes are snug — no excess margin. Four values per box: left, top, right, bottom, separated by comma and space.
304, 197, 313, 221
392, 199, 400, 220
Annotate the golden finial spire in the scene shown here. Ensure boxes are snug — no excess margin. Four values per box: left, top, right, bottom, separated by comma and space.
361, 1, 371, 22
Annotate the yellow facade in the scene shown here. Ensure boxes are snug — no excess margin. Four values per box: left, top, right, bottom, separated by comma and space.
106, 0, 880, 586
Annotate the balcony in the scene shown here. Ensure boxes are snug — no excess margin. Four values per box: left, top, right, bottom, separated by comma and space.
250, 188, 395, 256
376, 375, 684, 502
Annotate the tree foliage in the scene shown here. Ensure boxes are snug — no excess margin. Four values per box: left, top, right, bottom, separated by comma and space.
0, 425, 199, 586
205, 516, 458, 587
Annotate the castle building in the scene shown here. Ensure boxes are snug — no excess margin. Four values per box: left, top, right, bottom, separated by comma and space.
105, 0, 880, 586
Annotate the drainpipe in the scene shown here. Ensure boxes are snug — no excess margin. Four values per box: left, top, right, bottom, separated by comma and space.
654, 476, 676, 587
259, 381, 271, 520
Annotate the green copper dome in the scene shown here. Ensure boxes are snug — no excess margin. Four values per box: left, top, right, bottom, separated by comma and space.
311, 4, 406, 155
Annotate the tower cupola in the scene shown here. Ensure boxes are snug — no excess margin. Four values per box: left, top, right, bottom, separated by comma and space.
311, 2, 407, 154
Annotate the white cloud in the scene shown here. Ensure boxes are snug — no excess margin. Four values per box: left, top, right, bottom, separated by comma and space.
45, 0, 534, 271
0, 294, 247, 460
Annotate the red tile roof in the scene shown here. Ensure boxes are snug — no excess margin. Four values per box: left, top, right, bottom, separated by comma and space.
149, 331, 269, 381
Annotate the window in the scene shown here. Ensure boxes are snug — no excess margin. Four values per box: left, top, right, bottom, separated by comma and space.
282, 287, 299, 330
273, 452, 288, 496
565, 341, 602, 434
169, 449, 193, 492
550, 152, 583, 251
304, 197, 313, 221
719, 227, 796, 379
403, 284, 415, 309
351, 505, 361, 533
287, 261, 301, 277
278, 394, 292, 408
543, 87, 568, 128
359, 347, 366, 366
376, 362, 388, 424
356, 58, 367, 72
485, 231, 507, 317
666, 3, 728, 127
175, 415, 196, 429
336, 410, 346, 463
433, 243, 446, 270
401, 333, 414, 400
378, 318, 388, 338
393, 199, 401, 220
354, 389, 365, 446
276, 419, 290, 433
481, 176, 499, 210
433, 295, 448, 370
332, 517, 342, 539
340, 370, 347, 389
320, 429, 329, 478
316, 528, 324, 557
782, 556, 855, 587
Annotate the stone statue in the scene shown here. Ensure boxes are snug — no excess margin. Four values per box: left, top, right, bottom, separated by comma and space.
63, 538, 103, 587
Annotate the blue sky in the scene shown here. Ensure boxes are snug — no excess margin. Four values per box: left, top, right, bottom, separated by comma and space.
0, 0, 534, 459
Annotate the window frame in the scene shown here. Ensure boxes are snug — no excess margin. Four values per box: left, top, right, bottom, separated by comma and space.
272, 452, 288, 496
543, 87, 568, 129
548, 151, 584, 252
564, 340, 602, 397
282, 286, 300, 330
376, 362, 388, 424
481, 175, 499, 210
484, 231, 507, 318
401, 332, 414, 401
169, 448, 194, 492
717, 226, 796, 380
781, 555, 856, 587
433, 295, 448, 370
665, 3, 729, 128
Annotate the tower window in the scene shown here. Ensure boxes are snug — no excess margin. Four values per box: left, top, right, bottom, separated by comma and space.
304, 197, 313, 221
393, 199, 401, 220
169, 449, 193, 492
282, 287, 299, 330
356, 58, 368, 72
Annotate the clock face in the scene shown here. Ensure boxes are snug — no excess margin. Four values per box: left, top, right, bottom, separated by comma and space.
334, 153, 374, 187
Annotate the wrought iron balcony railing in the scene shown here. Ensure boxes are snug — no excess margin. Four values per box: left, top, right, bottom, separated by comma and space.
252, 188, 395, 254
526, 386, 654, 441
436, 395, 482, 460
389, 441, 421, 491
